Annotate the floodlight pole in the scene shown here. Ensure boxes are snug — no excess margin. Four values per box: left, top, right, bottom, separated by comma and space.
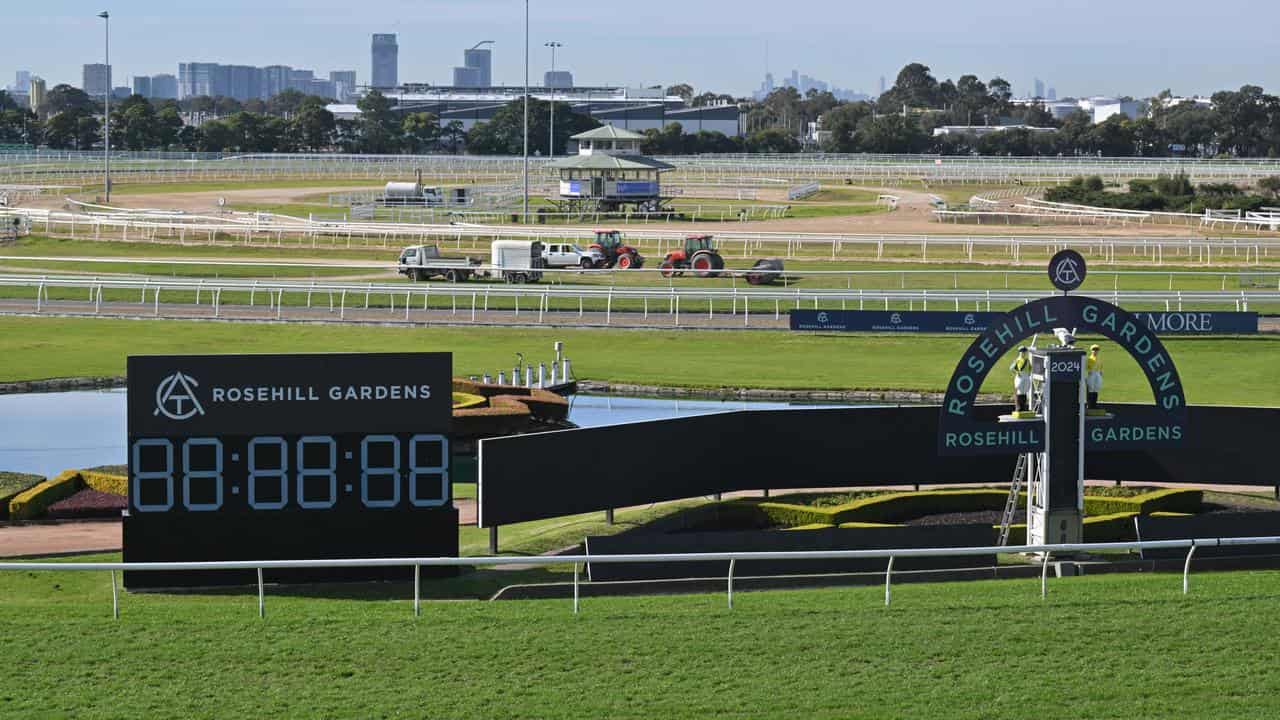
546, 41, 562, 159
522, 0, 529, 224
99, 10, 111, 202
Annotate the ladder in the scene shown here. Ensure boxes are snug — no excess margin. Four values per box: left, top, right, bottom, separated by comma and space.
998, 381, 1044, 546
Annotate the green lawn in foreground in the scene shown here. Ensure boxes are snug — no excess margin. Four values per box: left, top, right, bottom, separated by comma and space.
0, 317, 1276, 406
1, 559, 1277, 719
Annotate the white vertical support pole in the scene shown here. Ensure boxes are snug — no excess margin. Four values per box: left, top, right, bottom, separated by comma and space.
414, 564, 421, 617
110, 570, 119, 619
1182, 544, 1197, 595
727, 558, 736, 609
257, 567, 265, 619
1040, 553, 1051, 600
884, 555, 894, 607
573, 562, 580, 614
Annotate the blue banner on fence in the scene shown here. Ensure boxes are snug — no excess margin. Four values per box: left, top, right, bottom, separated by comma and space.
790, 310, 1005, 333
1128, 312, 1257, 334
791, 309, 1258, 334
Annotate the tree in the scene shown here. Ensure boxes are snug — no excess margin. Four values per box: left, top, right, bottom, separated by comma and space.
355, 90, 402, 153
292, 104, 336, 151
401, 112, 440, 153
855, 114, 928, 153
44, 85, 96, 118
818, 102, 872, 152
743, 127, 800, 153
691, 91, 735, 108
0, 109, 40, 145
109, 95, 159, 151
154, 102, 184, 148
44, 111, 79, 149
877, 63, 940, 113
75, 115, 102, 150
267, 89, 308, 117
465, 98, 598, 155
1256, 176, 1280, 200
666, 84, 694, 103
441, 120, 465, 154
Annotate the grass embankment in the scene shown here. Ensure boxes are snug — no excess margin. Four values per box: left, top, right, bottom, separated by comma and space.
2, 560, 1279, 718
1, 317, 1276, 406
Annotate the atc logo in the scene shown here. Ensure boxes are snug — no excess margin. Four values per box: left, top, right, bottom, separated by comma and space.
816, 311, 829, 324
890, 313, 903, 325
154, 372, 205, 420
963, 313, 976, 325
1049, 249, 1087, 292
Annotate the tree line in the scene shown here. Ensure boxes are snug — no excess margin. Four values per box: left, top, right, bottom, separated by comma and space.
3, 64, 1280, 157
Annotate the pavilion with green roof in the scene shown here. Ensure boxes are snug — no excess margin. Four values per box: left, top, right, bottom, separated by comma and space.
547, 125, 675, 211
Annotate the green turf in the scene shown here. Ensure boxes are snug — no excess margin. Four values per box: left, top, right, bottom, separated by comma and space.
2, 557, 1278, 718
107, 179, 386, 195
0, 317, 1275, 406
0, 471, 43, 500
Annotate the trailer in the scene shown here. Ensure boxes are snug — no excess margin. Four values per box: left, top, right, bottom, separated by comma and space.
397, 245, 481, 282
488, 240, 547, 283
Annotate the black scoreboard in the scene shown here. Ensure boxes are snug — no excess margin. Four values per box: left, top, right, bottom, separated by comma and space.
123, 352, 458, 588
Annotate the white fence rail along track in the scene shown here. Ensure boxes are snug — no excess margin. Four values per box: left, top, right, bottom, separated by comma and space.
3, 536, 1277, 618
4, 206, 1278, 266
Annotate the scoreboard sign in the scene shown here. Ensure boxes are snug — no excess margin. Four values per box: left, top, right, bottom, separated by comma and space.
124, 352, 457, 588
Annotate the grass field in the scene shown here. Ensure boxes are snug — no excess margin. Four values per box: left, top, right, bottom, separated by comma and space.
2, 557, 1278, 718
1, 317, 1276, 406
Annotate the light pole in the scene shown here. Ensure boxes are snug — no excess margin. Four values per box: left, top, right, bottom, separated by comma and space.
522, 0, 529, 223
98, 10, 111, 202
545, 41, 562, 159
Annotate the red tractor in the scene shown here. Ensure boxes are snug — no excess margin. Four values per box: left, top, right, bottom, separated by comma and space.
589, 229, 645, 270
659, 235, 725, 278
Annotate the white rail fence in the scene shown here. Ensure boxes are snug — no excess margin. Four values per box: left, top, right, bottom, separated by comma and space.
787, 182, 821, 201
4, 206, 1278, 266
3, 536, 1277, 618
3, 274, 1274, 326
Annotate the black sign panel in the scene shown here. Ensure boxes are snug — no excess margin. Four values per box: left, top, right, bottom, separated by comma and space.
1129, 312, 1258, 335
1048, 249, 1087, 292
790, 310, 1005, 333
124, 352, 457, 587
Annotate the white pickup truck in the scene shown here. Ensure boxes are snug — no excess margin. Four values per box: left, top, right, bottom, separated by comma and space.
397, 245, 481, 282
542, 242, 604, 269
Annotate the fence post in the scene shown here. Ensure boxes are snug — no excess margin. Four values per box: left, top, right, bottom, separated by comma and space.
884, 555, 895, 607
413, 564, 421, 617
110, 570, 119, 620
727, 558, 736, 609
1041, 553, 1051, 599
1182, 544, 1198, 595
573, 562, 580, 615
257, 567, 265, 619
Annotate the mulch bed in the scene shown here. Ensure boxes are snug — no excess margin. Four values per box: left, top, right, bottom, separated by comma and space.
905, 511, 1005, 527
46, 488, 126, 520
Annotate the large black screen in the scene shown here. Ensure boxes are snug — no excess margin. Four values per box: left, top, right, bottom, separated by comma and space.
124, 352, 457, 587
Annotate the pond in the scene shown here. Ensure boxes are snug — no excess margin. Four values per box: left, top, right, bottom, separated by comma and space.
0, 390, 858, 477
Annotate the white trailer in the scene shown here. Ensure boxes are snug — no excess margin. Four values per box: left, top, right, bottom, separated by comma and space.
488, 240, 547, 283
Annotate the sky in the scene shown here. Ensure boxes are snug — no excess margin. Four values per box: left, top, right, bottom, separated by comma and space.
3, 1, 1278, 99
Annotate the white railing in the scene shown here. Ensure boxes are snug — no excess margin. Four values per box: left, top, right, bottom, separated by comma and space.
787, 182, 821, 200
2, 273, 1274, 326
3, 535, 1276, 618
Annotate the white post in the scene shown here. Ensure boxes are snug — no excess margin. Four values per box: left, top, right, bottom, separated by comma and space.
1182, 544, 1197, 595
257, 567, 265, 619
414, 564, 421, 617
727, 558, 736, 609
110, 569, 119, 619
884, 555, 894, 607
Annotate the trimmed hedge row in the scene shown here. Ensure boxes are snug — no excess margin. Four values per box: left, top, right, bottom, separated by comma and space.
0, 472, 44, 521
451, 392, 488, 410
1002, 512, 1141, 545
8, 470, 82, 520
81, 470, 127, 497
6, 469, 129, 520
753, 489, 1021, 528
1083, 489, 1202, 516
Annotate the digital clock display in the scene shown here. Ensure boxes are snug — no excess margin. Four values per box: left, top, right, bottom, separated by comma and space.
124, 352, 457, 588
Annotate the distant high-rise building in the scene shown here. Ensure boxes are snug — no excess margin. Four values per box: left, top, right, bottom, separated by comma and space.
1033, 78, 1045, 99
463, 46, 492, 87
29, 76, 47, 115
151, 74, 178, 100
371, 33, 398, 88
329, 70, 356, 101
179, 62, 222, 98
1047, 87, 1057, 101
544, 70, 573, 89
309, 79, 337, 99
879, 76, 886, 95
13, 71, 32, 93
263, 65, 293, 98
452, 67, 483, 87
83, 63, 112, 98
133, 76, 152, 98
112, 86, 131, 100
290, 69, 314, 93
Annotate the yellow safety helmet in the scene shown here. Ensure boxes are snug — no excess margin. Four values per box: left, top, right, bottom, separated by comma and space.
1090, 344, 1100, 352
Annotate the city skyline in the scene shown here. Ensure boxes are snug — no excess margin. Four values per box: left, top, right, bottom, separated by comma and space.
3, 1, 1278, 100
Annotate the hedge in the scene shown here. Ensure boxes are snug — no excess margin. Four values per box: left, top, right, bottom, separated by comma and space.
451, 392, 488, 410
8, 470, 83, 520
755, 489, 1022, 528
1083, 489, 1202, 516
0, 472, 44, 521
1001, 512, 1140, 545
81, 470, 127, 496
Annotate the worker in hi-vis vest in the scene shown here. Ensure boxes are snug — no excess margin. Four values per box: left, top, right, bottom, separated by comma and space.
1086, 344, 1103, 409
1010, 346, 1032, 412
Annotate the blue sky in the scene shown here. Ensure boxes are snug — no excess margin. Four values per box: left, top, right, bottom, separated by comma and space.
4, 1, 1278, 98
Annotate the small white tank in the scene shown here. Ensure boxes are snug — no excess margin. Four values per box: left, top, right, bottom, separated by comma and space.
384, 181, 422, 199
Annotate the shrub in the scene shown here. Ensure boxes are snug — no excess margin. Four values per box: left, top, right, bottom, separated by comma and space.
1084, 489, 1201, 516
80, 470, 127, 496
451, 392, 487, 410
8, 470, 83, 520
0, 472, 44, 520
1000, 512, 1139, 545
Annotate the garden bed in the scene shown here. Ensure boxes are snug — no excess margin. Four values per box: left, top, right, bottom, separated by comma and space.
46, 488, 126, 519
